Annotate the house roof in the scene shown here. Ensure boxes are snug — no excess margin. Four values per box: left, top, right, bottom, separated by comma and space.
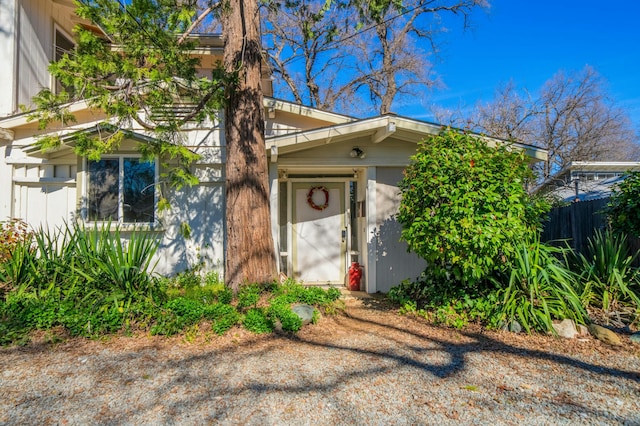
266, 114, 548, 162
22, 124, 159, 159
534, 161, 640, 201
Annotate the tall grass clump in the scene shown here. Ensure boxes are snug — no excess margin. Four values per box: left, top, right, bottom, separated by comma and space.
0, 221, 163, 341
495, 237, 587, 333
573, 229, 640, 325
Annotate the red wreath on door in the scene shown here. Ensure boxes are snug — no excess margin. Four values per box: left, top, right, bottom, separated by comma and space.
307, 186, 329, 210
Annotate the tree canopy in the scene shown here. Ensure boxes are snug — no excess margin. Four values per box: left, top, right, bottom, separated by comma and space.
436, 66, 640, 179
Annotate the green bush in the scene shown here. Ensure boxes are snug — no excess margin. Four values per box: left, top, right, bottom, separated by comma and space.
243, 308, 273, 333
203, 303, 240, 335
607, 172, 640, 237
397, 128, 549, 285
389, 271, 501, 329
268, 301, 303, 332
237, 283, 263, 310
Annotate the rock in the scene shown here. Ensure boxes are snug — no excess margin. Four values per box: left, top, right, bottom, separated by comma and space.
552, 319, 578, 339
292, 304, 315, 325
630, 332, 640, 344
500, 320, 522, 333
588, 324, 622, 346
577, 324, 590, 337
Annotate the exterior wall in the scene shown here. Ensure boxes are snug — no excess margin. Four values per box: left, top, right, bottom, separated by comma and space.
0, 0, 17, 116
2, 112, 227, 278
374, 167, 426, 293
0, 0, 76, 115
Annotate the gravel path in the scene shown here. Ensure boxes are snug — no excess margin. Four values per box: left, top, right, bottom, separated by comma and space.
1, 296, 639, 425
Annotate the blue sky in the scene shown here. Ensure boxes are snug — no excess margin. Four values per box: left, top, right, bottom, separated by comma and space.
398, 0, 640, 133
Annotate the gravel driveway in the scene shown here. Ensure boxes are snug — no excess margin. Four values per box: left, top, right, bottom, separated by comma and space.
1, 295, 639, 425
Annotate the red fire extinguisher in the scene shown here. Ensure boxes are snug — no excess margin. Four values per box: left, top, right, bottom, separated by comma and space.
348, 262, 362, 291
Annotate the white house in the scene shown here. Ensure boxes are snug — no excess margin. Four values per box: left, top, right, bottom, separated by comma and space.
0, 0, 547, 292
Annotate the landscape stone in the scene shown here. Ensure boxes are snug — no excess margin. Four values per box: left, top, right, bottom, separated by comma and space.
552, 319, 578, 339
292, 304, 315, 325
630, 332, 640, 344
588, 324, 622, 346
577, 324, 589, 337
500, 320, 522, 333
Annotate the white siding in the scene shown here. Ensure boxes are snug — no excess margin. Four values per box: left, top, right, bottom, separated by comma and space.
156, 184, 225, 276
374, 167, 426, 293
0, 0, 17, 115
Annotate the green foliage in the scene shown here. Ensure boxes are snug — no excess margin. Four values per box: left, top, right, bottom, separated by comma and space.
389, 272, 501, 329
0, 222, 163, 340
494, 237, 586, 334
268, 301, 303, 332
27, 0, 232, 189
607, 172, 640, 237
203, 303, 240, 335
237, 283, 263, 310
398, 128, 549, 284
242, 308, 274, 334
573, 230, 640, 320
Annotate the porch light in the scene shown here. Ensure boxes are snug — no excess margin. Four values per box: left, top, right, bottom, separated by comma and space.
350, 147, 366, 159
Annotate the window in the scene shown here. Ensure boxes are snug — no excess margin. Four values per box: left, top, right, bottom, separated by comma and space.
87, 157, 157, 224
54, 28, 75, 95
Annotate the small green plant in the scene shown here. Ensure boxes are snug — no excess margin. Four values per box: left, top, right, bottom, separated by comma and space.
243, 308, 273, 333
237, 283, 263, 310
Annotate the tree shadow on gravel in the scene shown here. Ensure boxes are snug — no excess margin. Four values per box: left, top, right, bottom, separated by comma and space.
2, 303, 640, 425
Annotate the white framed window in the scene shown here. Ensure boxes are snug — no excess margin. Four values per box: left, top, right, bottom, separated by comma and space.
85, 156, 158, 224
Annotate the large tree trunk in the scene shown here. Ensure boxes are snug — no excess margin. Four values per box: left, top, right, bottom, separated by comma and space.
222, 0, 276, 290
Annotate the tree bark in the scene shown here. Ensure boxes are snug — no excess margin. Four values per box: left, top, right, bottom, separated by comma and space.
222, 0, 276, 290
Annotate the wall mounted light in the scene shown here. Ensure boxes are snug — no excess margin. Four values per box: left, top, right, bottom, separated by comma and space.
350, 147, 366, 159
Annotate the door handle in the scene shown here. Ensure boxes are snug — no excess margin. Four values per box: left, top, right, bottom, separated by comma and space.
342, 229, 346, 242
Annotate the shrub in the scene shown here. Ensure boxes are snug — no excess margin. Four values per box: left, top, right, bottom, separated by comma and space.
573, 230, 640, 323
494, 237, 586, 333
606, 171, 640, 237
398, 128, 549, 285
236, 283, 263, 310
242, 308, 273, 334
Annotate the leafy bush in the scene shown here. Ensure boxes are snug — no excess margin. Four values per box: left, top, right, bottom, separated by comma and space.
494, 237, 586, 333
573, 230, 640, 323
236, 283, 263, 310
0, 222, 164, 341
203, 303, 240, 335
243, 308, 273, 333
607, 172, 640, 237
389, 271, 501, 329
166, 270, 232, 304
397, 128, 549, 285
268, 301, 303, 332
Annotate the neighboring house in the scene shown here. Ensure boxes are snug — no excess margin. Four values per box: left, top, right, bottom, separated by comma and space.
0, 0, 548, 293
536, 161, 640, 203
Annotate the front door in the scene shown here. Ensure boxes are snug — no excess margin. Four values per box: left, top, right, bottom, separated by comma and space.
292, 182, 346, 284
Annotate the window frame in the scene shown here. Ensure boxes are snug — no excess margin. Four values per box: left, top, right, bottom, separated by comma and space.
52, 24, 76, 95
82, 154, 160, 226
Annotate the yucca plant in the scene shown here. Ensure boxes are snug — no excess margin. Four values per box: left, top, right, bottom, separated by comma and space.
495, 237, 586, 334
574, 229, 640, 321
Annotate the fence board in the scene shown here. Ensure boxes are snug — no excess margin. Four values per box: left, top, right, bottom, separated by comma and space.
542, 197, 640, 264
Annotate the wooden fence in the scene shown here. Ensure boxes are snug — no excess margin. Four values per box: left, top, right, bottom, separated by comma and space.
541, 198, 609, 254
541, 197, 640, 261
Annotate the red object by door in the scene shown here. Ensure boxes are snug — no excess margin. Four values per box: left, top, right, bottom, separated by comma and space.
348, 262, 362, 291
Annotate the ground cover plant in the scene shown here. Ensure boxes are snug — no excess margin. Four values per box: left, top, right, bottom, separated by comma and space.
0, 222, 342, 345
